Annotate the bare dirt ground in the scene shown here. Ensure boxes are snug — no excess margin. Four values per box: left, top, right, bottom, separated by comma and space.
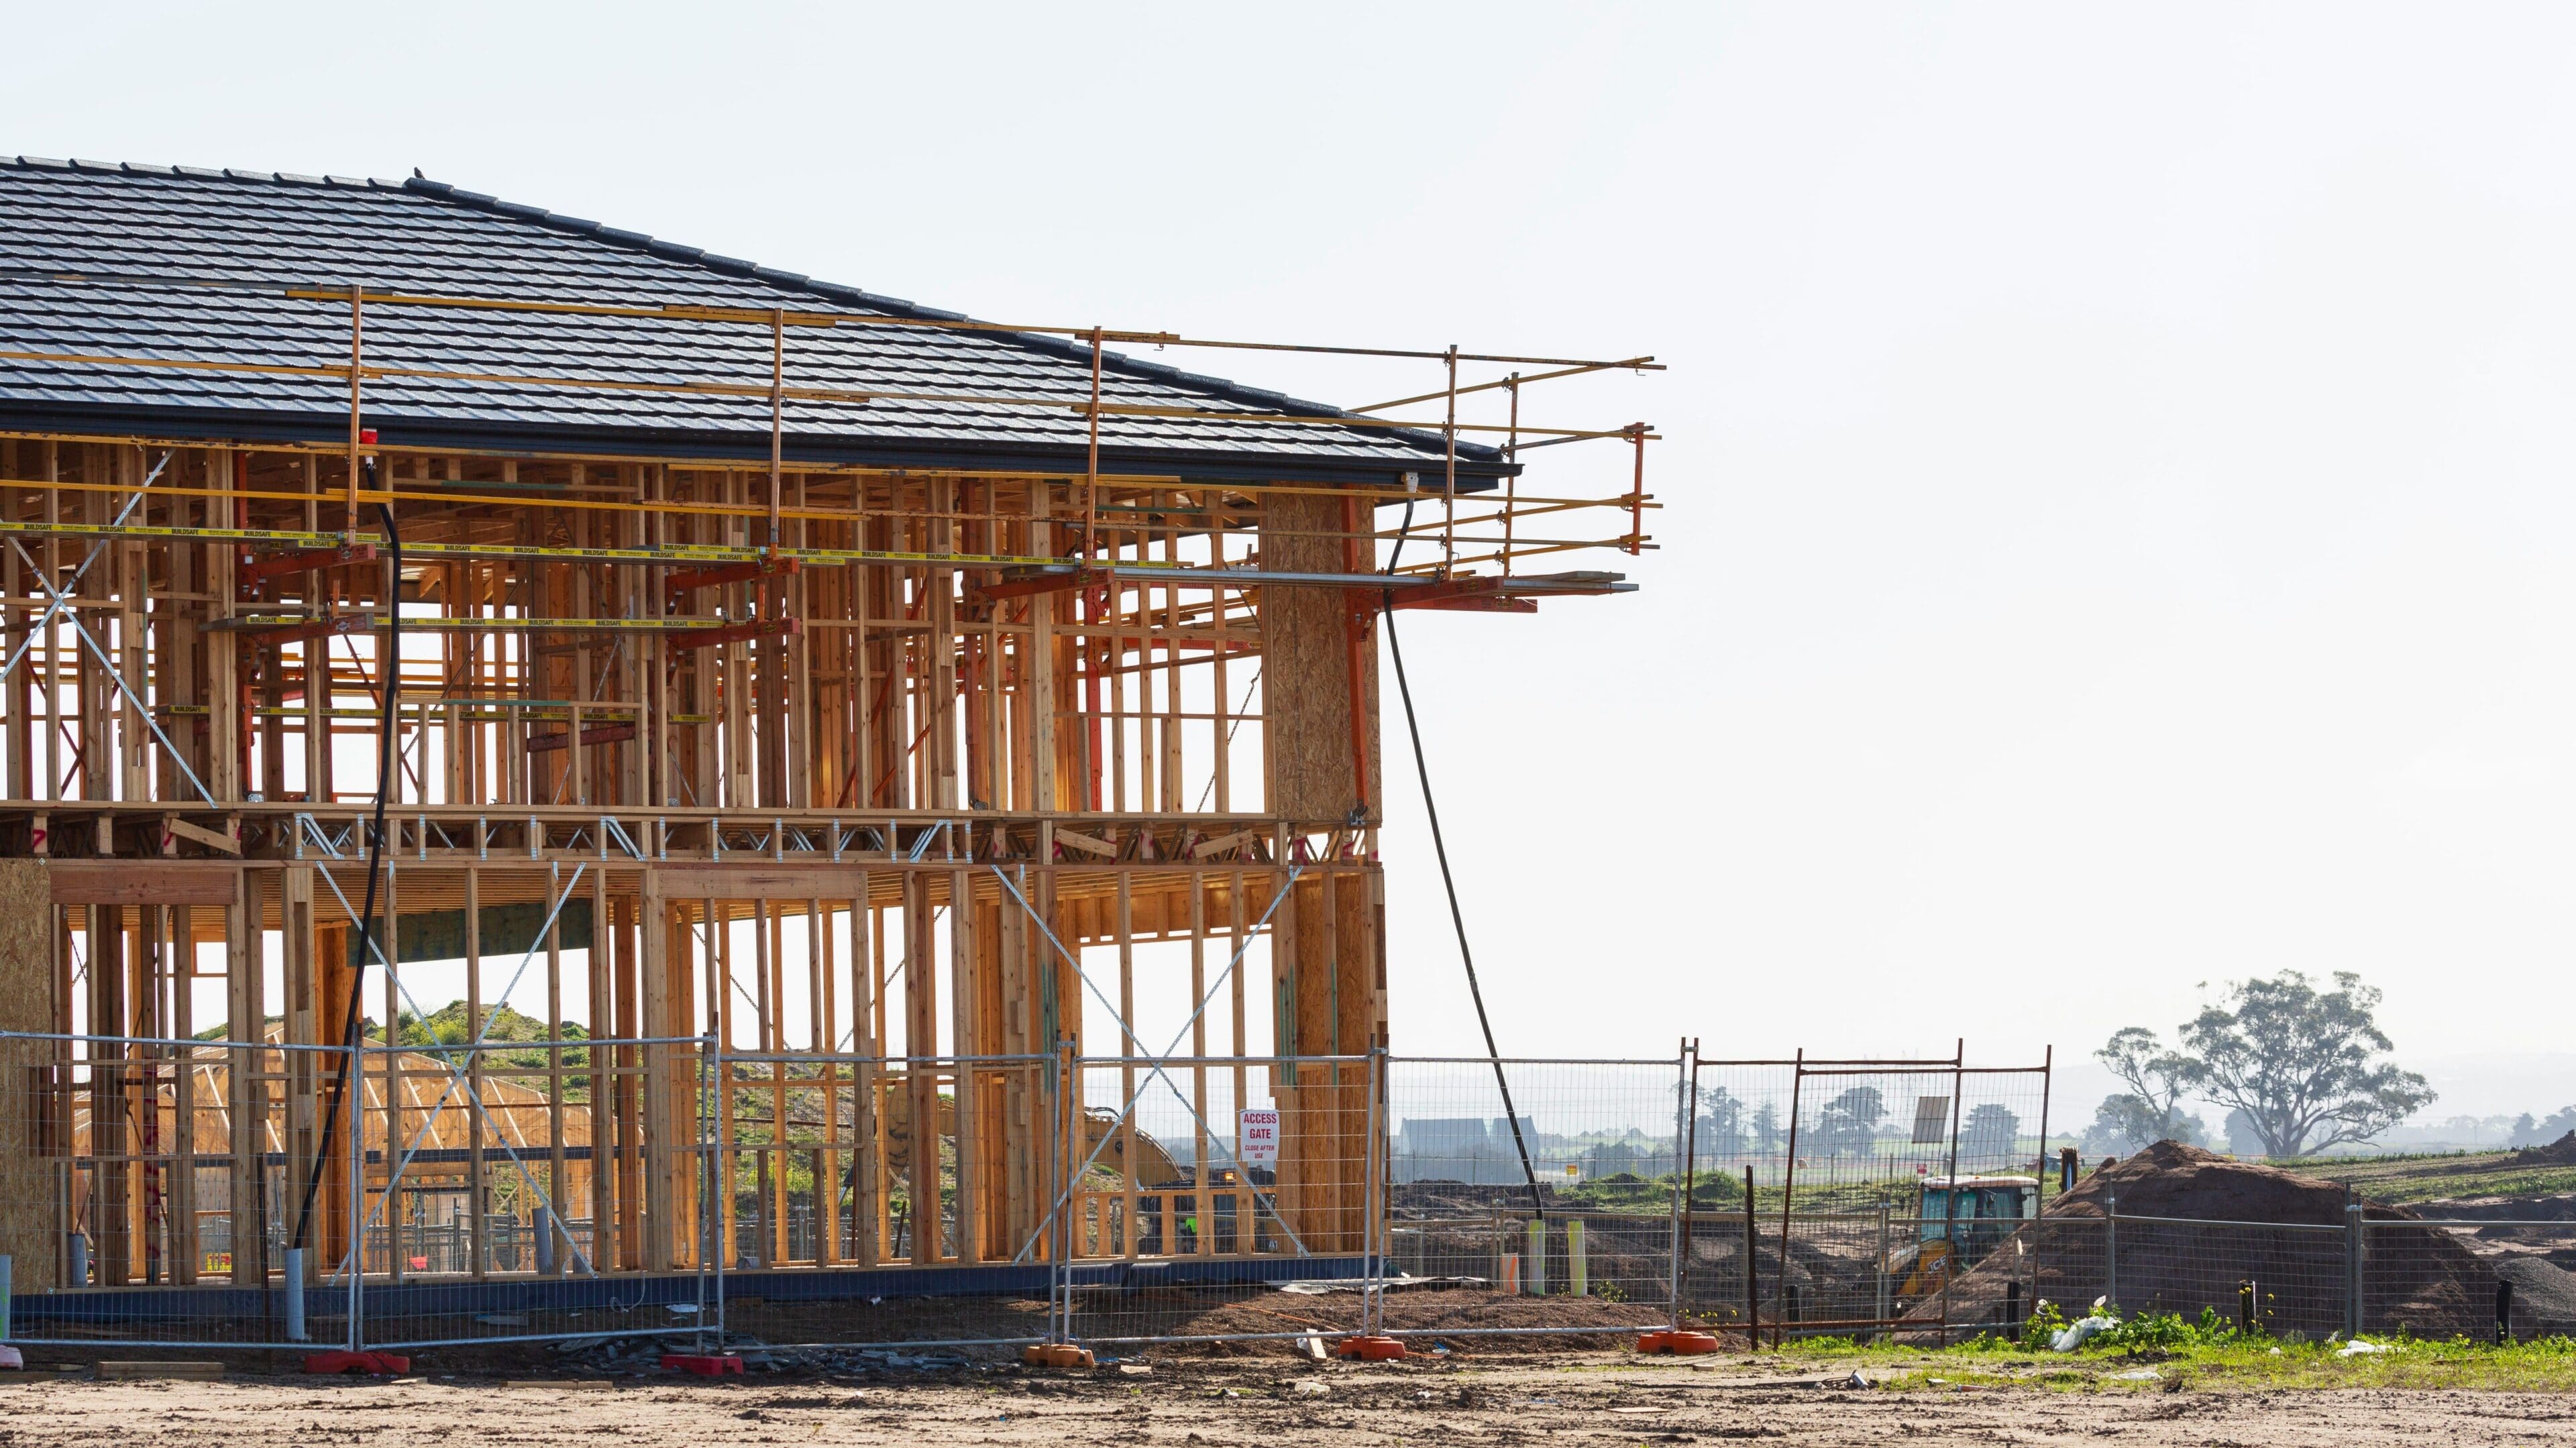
0, 1351, 2571, 1446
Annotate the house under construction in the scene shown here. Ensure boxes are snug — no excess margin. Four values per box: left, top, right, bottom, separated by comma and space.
0, 158, 1655, 1306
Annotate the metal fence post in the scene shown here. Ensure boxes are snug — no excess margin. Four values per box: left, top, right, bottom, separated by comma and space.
1874, 1200, 1890, 1330
686, 1033, 702, 1352
2104, 1192, 2117, 1311
1366, 1048, 1385, 1337
347, 1036, 364, 1352
1742, 1164, 1758, 1349
1937, 1045, 1963, 1345
1666, 1038, 1690, 1331
2028, 1189, 2045, 1324
1053, 1036, 1074, 1347
712, 1030, 727, 1353
2345, 1202, 2363, 1339
284, 1247, 307, 1343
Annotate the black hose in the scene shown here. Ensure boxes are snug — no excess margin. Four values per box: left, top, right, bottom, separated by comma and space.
1381, 506, 1547, 1220
292, 494, 399, 1253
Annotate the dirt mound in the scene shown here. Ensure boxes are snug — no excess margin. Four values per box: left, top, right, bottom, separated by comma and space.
1138, 1286, 1664, 1355
2034, 1139, 2359, 1223
1905, 1141, 2498, 1339
2509, 1131, 2576, 1168
2496, 1257, 2576, 1333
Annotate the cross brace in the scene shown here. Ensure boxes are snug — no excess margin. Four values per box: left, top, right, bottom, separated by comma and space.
239, 541, 379, 588
525, 722, 638, 753
663, 554, 799, 601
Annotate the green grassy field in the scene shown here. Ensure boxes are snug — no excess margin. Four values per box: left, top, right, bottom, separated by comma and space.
1721, 1311, 2576, 1392
2273, 1148, 2576, 1205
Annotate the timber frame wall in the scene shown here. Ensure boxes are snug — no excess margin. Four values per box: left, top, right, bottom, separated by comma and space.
0, 299, 1654, 1294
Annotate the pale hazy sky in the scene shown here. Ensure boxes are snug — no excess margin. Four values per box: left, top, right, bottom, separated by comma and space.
11, 4, 2575, 1126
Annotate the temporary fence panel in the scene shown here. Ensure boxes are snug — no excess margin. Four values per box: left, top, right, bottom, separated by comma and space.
1375, 1056, 1688, 1341
0, 1029, 367, 1350
353, 1035, 717, 1351
0, 1027, 2080, 1357
708, 1051, 1060, 1355
1059, 1054, 1377, 1346
2363, 1219, 2576, 1343
1997, 1211, 2576, 1344
1674, 1053, 2051, 1343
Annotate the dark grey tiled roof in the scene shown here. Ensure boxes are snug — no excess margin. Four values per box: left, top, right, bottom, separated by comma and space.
0, 158, 1505, 486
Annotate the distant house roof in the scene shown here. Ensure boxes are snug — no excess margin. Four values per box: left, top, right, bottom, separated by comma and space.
0, 158, 1509, 487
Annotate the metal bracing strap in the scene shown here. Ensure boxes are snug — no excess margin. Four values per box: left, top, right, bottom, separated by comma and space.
994, 862, 1310, 1264
0, 450, 170, 689
319, 859, 598, 1277
7, 537, 217, 807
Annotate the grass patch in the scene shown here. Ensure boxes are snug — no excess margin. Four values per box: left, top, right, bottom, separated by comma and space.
2269, 1148, 2576, 1205
1755, 1309, 2576, 1392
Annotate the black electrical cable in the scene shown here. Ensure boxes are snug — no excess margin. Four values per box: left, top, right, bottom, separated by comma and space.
292, 490, 398, 1254
1381, 506, 1547, 1221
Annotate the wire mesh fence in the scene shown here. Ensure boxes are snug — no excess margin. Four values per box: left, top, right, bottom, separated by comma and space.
1367, 1056, 1690, 1341
1902, 1211, 2576, 1345
702, 1050, 1057, 1354
0, 1033, 2094, 1356
2425, 1220, 2576, 1342
1055, 1054, 1376, 1346
356, 1035, 718, 1351
0, 1028, 358, 1349
1668, 1054, 2053, 1342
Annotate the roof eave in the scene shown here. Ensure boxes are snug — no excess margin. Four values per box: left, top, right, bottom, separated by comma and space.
0, 400, 1516, 492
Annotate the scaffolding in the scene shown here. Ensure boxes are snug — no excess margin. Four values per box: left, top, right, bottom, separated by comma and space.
0, 247, 1657, 1304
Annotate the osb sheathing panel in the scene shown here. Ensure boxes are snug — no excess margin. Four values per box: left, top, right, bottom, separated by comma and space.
0, 858, 56, 1291
1259, 491, 1383, 820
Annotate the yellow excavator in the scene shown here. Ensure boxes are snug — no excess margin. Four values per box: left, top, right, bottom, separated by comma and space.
1892, 1174, 2037, 1299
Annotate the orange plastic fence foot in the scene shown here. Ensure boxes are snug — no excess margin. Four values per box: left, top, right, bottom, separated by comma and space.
1334, 1335, 1407, 1361
660, 1353, 743, 1376
1636, 1331, 1717, 1355
1021, 1345, 1094, 1369
303, 1350, 409, 1376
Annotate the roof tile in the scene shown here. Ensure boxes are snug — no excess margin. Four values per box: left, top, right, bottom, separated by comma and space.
0, 160, 1503, 483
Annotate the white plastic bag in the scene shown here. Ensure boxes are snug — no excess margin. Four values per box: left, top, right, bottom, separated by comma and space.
2049, 1315, 2117, 1352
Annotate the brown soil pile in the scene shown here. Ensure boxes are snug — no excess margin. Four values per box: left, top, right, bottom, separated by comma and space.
2508, 1130, 2576, 1167
1149, 1286, 1664, 1355
1907, 1140, 2499, 1339
731, 1282, 1658, 1359
2495, 1257, 2576, 1333
2033, 1139, 2365, 1224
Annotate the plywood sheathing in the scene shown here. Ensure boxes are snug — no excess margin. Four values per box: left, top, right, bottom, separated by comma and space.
1258, 491, 1382, 820
0, 859, 58, 1292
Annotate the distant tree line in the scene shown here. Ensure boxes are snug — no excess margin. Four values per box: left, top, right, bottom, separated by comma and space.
2085, 970, 2435, 1160
1689, 1085, 2023, 1165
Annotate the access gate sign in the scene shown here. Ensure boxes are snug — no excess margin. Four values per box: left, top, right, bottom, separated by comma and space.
1237, 1107, 1281, 1166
